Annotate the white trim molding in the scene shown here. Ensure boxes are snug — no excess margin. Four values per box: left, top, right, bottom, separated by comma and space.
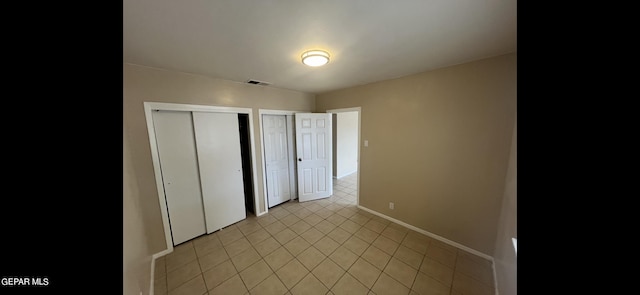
493, 260, 500, 295
356, 205, 499, 294
357, 205, 493, 260
149, 249, 173, 295
336, 169, 358, 179
149, 258, 155, 295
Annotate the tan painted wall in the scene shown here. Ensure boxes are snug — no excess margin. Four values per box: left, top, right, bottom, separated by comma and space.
123, 63, 315, 253
315, 53, 517, 255
494, 117, 517, 294
123, 128, 152, 295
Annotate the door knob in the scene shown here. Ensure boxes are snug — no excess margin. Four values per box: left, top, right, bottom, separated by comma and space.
298, 158, 302, 162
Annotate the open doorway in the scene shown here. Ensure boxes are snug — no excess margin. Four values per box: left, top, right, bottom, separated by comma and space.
238, 113, 255, 215
328, 108, 361, 205
333, 111, 359, 178
259, 109, 360, 211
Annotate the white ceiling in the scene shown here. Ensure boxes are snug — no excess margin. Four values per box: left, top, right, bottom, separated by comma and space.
123, 0, 516, 94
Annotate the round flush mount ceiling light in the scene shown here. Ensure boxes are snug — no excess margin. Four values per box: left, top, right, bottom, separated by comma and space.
301, 50, 330, 67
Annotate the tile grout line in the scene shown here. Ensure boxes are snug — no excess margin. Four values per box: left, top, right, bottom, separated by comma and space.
399, 230, 422, 294
384, 230, 416, 291
371, 220, 436, 293
238, 258, 266, 293
193, 238, 206, 295
239, 216, 274, 293
449, 246, 460, 295
221, 218, 272, 293
355, 242, 385, 293
208, 233, 238, 293
335, 215, 390, 293
292, 193, 360, 293
162, 254, 168, 294
165, 241, 198, 293
204, 222, 254, 293
418, 242, 456, 289
257, 214, 312, 293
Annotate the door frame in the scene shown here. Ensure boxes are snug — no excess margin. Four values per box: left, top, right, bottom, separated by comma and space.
144, 102, 261, 252
258, 109, 300, 213
326, 107, 361, 205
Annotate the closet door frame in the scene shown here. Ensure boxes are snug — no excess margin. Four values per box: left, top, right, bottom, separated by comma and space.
144, 102, 260, 253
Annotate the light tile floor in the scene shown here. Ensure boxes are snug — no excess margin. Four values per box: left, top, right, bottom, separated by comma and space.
154, 173, 496, 295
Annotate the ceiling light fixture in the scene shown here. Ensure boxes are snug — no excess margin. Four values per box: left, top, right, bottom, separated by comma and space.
301, 50, 330, 67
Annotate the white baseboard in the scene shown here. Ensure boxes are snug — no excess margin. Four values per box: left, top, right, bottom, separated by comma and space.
336, 170, 357, 179
356, 205, 499, 294
149, 258, 154, 295
356, 205, 493, 260
149, 249, 173, 295
493, 260, 499, 295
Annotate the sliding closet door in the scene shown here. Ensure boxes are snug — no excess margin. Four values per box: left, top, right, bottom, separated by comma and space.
152, 111, 206, 245
192, 112, 246, 233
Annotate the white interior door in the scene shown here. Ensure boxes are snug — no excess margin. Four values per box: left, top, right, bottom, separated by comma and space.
295, 113, 333, 202
152, 111, 206, 245
263, 115, 292, 208
192, 112, 246, 233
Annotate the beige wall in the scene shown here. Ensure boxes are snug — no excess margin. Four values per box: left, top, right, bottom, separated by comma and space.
123, 128, 152, 295
316, 53, 517, 255
123, 63, 315, 254
494, 118, 517, 294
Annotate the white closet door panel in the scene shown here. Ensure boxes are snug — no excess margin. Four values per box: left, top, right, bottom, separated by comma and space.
263, 114, 291, 208
152, 111, 206, 245
193, 112, 246, 233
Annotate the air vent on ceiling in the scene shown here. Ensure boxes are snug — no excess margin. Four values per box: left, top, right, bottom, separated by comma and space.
246, 79, 271, 86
